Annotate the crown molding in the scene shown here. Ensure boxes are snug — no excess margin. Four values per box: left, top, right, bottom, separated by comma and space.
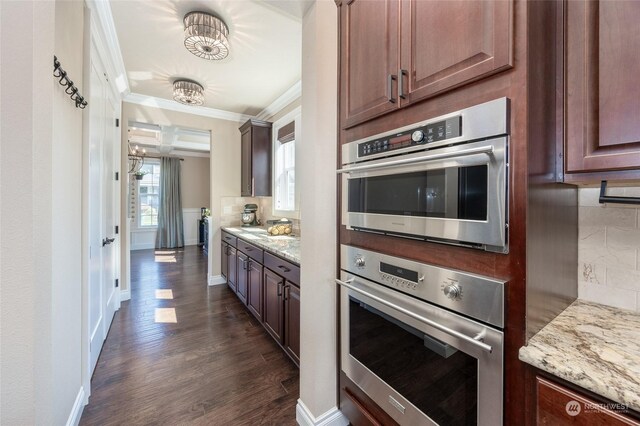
256, 81, 302, 120
86, 0, 130, 96
124, 93, 253, 122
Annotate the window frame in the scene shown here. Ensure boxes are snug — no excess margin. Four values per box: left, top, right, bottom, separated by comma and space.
137, 159, 161, 229
272, 106, 301, 219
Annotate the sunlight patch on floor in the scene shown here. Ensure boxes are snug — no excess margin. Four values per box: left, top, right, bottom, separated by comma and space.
154, 308, 177, 323
155, 289, 174, 299
155, 251, 177, 263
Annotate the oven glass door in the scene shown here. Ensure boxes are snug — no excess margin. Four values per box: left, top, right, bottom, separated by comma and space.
340, 274, 503, 426
348, 165, 487, 220
350, 296, 478, 425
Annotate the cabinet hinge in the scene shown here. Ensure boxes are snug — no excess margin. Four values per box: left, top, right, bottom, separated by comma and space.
115, 278, 119, 288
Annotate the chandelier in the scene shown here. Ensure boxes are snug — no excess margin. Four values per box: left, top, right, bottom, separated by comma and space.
128, 144, 146, 175
173, 80, 205, 106
183, 11, 229, 60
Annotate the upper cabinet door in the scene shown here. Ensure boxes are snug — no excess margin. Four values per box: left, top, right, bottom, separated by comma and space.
341, 0, 400, 129
399, 0, 513, 106
565, 0, 640, 175
240, 128, 252, 196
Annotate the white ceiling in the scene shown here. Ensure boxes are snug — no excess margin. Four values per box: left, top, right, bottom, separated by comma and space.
110, 0, 306, 116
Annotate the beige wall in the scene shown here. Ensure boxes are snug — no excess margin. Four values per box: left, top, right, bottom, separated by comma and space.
1, 1, 84, 423
578, 186, 640, 312
121, 102, 242, 287
297, 1, 343, 422
181, 156, 210, 209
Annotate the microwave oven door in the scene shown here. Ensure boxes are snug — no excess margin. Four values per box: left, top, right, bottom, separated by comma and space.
341, 138, 507, 252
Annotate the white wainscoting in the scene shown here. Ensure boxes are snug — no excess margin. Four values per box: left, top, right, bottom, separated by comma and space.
183, 208, 200, 246
130, 208, 201, 250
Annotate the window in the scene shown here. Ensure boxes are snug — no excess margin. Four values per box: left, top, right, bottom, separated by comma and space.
138, 161, 160, 227
273, 108, 301, 218
275, 139, 295, 211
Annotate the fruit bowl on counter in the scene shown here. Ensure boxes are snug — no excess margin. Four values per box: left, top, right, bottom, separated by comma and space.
266, 219, 292, 236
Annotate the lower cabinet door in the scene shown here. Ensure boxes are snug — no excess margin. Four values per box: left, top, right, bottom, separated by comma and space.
220, 242, 228, 279
263, 268, 284, 343
227, 246, 237, 293
247, 260, 263, 320
236, 252, 248, 304
284, 283, 300, 365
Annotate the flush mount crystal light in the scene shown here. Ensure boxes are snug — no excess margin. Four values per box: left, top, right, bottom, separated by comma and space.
183, 11, 229, 60
173, 80, 205, 106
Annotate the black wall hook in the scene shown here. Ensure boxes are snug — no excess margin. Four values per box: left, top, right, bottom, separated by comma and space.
53, 55, 87, 109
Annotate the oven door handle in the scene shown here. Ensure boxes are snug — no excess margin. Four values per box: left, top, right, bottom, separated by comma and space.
336, 145, 494, 174
336, 278, 493, 353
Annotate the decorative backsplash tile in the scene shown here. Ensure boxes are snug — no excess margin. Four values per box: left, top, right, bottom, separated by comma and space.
219, 196, 301, 235
578, 187, 640, 312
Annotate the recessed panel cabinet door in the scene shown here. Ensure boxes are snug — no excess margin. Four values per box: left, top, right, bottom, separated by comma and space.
240, 129, 252, 196
399, 0, 513, 106
236, 252, 248, 305
247, 260, 263, 321
284, 283, 300, 365
227, 246, 237, 293
565, 0, 640, 174
263, 268, 284, 343
341, 0, 400, 129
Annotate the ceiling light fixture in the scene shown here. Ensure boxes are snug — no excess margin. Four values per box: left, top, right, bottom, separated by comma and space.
173, 80, 205, 106
183, 11, 229, 60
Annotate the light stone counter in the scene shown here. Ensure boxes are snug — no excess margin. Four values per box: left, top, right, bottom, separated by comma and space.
519, 300, 640, 412
222, 226, 300, 265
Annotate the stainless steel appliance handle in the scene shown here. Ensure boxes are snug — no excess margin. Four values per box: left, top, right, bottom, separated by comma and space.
336, 145, 494, 174
336, 278, 493, 353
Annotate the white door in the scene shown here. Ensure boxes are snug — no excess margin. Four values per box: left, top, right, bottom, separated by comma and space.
102, 88, 118, 338
88, 57, 106, 374
88, 50, 120, 375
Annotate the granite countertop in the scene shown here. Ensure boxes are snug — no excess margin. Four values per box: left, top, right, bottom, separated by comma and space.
222, 226, 301, 265
519, 300, 640, 412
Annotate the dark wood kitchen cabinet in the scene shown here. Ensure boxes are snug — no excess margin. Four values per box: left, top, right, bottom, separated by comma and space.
263, 253, 301, 365
220, 241, 228, 279
236, 251, 249, 305
339, 0, 513, 129
284, 283, 300, 364
564, 0, 640, 179
263, 267, 284, 342
536, 376, 640, 425
239, 119, 272, 196
247, 259, 263, 321
226, 245, 237, 293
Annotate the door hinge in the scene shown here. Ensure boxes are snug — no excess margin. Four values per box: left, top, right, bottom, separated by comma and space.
116, 118, 120, 127
115, 171, 119, 181
115, 225, 119, 234
115, 278, 119, 288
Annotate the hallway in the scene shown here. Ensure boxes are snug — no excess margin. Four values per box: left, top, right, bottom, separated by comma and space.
80, 246, 299, 425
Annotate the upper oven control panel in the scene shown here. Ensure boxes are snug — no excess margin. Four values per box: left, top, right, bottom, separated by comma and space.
357, 116, 461, 157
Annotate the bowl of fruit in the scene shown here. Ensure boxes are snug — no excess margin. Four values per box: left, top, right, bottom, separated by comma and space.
267, 218, 293, 236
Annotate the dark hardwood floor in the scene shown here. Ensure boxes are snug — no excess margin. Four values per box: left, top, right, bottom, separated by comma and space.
80, 246, 299, 425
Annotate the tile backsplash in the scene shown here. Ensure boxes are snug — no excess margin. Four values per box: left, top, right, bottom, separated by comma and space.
219, 196, 301, 235
578, 186, 640, 312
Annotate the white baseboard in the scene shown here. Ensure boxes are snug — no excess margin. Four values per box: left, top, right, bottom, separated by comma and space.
66, 386, 86, 426
184, 238, 198, 246
208, 274, 227, 286
120, 288, 131, 301
296, 399, 349, 426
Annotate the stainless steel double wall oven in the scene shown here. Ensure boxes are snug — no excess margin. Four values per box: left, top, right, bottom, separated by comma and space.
339, 97, 509, 253
338, 99, 510, 425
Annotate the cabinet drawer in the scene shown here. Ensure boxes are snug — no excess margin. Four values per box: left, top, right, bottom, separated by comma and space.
537, 376, 639, 425
221, 231, 237, 247
238, 240, 263, 263
264, 252, 300, 285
